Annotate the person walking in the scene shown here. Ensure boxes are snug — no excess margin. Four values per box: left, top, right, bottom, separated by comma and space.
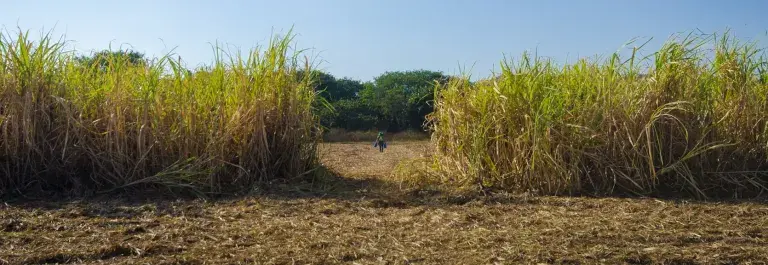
375, 131, 386, 152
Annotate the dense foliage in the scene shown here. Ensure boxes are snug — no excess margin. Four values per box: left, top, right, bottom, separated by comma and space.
70, 52, 452, 135
426, 32, 768, 199
0, 30, 319, 196
304, 69, 451, 132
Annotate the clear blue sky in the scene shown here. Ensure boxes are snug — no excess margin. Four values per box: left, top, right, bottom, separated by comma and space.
3, 0, 767, 81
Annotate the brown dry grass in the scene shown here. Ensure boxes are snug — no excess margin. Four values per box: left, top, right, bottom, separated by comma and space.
2, 141, 767, 265
318, 141, 431, 179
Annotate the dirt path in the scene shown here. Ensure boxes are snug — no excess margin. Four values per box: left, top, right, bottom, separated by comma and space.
318, 141, 431, 179
1, 141, 767, 265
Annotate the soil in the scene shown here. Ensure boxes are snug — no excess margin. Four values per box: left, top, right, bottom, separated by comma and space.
1, 141, 766, 265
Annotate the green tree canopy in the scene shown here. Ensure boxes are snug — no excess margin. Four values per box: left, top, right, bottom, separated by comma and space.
299, 70, 364, 102
75, 49, 147, 70
360, 70, 449, 131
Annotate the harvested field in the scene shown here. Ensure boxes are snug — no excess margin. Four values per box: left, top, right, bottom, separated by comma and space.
2, 141, 767, 265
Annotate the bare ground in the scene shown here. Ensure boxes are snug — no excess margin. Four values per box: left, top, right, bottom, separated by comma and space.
1, 141, 767, 265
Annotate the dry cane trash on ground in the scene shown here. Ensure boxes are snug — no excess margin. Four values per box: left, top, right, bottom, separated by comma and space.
2, 142, 766, 265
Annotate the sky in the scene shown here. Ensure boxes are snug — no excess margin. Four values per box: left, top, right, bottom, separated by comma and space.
3, 0, 767, 81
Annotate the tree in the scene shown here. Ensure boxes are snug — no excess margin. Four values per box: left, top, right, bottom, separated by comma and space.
365, 70, 448, 132
334, 78, 364, 100
300, 69, 450, 132
298, 70, 364, 102
296, 70, 369, 129
75, 49, 147, 71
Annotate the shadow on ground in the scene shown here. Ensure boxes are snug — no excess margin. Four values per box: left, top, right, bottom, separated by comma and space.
3, 164, 766, 215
